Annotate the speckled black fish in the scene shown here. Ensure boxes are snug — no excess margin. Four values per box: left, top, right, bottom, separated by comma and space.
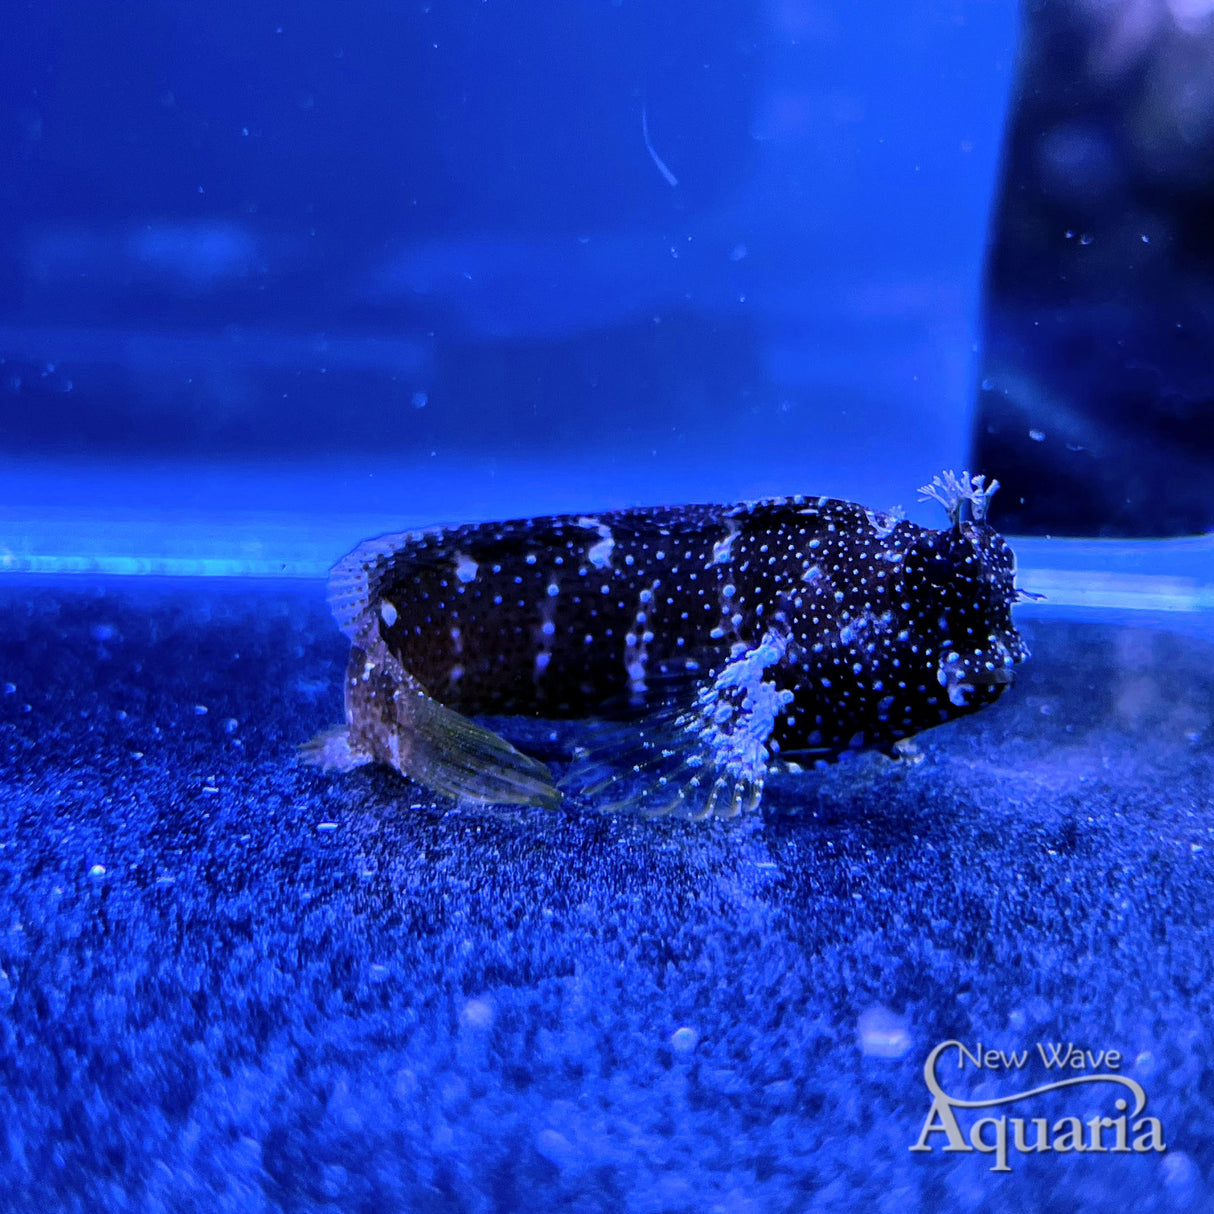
303, 471, 1029, 817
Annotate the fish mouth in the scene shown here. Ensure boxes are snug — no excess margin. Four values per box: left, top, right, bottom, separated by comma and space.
936, 647, 1018, 706
968, 666, 1015, 687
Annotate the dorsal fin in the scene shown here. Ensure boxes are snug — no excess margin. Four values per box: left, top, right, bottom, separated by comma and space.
327, 527, 446, 639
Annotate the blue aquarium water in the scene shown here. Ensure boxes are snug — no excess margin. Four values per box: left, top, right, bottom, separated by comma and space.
4, 2, 1214, 1211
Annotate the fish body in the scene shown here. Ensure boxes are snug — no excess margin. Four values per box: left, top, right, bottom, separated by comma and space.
305, 473, 1028, 817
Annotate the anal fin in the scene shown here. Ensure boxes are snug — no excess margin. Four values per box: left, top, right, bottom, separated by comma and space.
327, 639, 561, 809
399, 690, 562, 809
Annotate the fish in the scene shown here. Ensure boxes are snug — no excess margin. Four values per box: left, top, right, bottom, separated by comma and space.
301, 470, 1029, 818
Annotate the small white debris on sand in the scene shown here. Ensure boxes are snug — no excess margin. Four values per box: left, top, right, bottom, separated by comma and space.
857, 1006, 912, 1058
535, 1128, 577, 1170
670, 1026, 700, 1055
461, 997, 495, 1030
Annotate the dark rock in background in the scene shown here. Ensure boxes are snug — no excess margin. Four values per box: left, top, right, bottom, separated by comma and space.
978, 1, 1214, 536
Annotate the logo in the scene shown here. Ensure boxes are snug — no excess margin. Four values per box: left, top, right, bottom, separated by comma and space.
911, 1040, 1167, 1172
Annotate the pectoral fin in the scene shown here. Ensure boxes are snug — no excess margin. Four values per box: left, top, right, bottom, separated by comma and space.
560, 631, 792, 819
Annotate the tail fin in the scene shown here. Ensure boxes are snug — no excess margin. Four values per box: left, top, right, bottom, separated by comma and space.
298, 725, 372, 773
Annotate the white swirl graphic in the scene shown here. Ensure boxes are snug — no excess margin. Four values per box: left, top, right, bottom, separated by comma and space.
923, 1040, 1147, 1116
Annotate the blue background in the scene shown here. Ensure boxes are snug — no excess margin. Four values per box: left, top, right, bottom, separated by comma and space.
1, 0, 1016, 576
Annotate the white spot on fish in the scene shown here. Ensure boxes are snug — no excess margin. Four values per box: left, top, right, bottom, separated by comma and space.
533, 593, 559, 685
588, 534, 614, 569
380, 600, 398, 626
577, 516, 616, 570
863, 508, 898, 539
947, 681, 973, 707
454, 553, 478, 584
625, 613, 651, 695
712, 518, 739, 564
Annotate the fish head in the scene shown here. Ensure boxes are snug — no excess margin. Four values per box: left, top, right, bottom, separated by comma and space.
904, 519, 1029, 707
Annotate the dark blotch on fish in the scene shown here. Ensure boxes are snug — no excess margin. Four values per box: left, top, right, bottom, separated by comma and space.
302, 471, 1029, 818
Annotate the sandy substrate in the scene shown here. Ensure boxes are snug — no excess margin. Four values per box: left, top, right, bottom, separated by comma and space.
0, 579, 1210, 1212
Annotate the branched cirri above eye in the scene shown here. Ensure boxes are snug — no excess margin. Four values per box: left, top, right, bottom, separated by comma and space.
918, 470, 1000, 525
